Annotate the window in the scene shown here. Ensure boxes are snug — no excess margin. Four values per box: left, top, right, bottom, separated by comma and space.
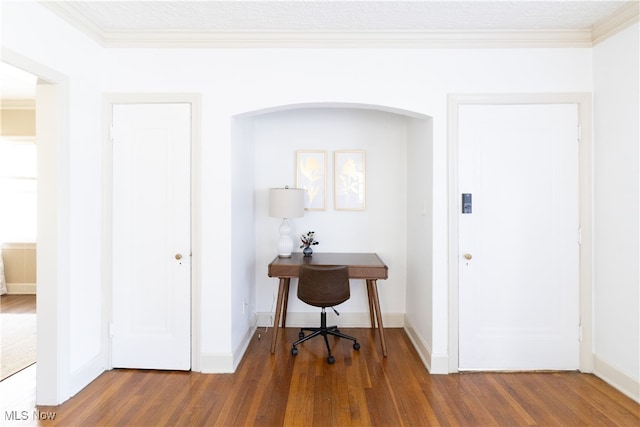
0, 137, 37, 242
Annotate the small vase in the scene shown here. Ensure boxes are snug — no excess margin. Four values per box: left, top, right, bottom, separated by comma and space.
303, 246, 313, 257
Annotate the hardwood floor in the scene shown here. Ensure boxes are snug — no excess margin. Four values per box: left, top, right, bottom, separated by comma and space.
0, 294, 36, 314
0, 294, 37, 381
2, 326, 637, 426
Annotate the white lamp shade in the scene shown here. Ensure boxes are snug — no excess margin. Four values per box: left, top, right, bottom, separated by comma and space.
269, 188, 305, 218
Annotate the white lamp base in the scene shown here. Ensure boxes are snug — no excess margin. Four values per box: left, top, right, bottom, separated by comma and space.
276, 218, 294, 257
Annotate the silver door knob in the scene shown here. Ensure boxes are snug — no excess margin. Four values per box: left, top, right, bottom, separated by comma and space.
175, 254, 182, 260
464, 253, 472, 260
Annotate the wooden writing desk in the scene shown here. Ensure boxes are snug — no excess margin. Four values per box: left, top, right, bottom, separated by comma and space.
267, 252, 388, 356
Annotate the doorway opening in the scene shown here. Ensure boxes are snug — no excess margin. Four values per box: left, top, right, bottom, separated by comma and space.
232, 102, 435, 371
0, 62, 37, 383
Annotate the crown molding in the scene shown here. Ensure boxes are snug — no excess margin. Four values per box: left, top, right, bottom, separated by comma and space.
94, 29, 594, 49
592, 1, 640, 46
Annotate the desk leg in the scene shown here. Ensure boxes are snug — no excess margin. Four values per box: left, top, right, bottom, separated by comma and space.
366, 283, 376, 328
270, 277, 290, 354
281, 280, 290, 327
367, 279, 388, 357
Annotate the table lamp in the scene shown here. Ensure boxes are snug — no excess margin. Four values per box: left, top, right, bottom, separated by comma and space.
269, 186, 305, 257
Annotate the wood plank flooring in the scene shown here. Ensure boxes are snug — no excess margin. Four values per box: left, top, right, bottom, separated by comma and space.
0, 294, 36, 314
0, 294, 37, 380
2, 325, 636, 426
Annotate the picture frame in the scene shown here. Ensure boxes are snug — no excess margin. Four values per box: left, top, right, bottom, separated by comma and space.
296, 150, 327, 211
334, 150, 366, 210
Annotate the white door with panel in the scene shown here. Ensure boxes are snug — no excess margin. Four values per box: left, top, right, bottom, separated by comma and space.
111, 103, 191, 370
458, 104, 580, 370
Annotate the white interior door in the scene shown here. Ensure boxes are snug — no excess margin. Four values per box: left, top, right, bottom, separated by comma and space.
458, 104, 579, 370
111, 103, 191, 370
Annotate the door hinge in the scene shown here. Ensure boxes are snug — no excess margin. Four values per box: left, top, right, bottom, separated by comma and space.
578, 323, 583, 342
110, 126, 115, 142
577, 227, 582, 245
577, 124, 582, 143
109, 322, 114, 338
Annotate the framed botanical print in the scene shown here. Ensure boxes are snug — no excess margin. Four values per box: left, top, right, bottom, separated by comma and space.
334, 150, 365, 210
296, 150, 327, 210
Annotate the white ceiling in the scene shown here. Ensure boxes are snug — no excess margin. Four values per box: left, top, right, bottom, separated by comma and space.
2, 1, 638, 101
51, 0, 632, 32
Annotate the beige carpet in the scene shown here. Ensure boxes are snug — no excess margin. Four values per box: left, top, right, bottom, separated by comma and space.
0, 313, 36, 381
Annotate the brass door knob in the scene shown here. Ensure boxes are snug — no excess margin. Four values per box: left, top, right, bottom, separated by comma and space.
175, 254, 182, 260
464, 253, 472, 260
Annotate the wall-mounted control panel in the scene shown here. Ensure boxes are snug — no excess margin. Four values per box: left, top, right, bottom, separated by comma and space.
462, 193, 472, 214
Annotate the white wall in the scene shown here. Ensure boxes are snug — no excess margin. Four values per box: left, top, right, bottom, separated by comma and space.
97, 45, 591, 380
593, 23, 640, 401
405, 117, 436, 369
95, 45, 592, 370
6, 0, 626, 405
229, 116, 257, 370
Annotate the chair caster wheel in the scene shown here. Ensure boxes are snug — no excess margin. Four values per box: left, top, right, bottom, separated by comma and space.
299, 332, 304, 339
327, 355, 335, 364
291, 347, 298, 356
353, 342, 360, 350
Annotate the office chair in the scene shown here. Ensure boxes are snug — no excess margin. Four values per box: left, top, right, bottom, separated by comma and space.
291, 265, 360, 364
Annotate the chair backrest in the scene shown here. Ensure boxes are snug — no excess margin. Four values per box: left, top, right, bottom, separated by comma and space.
297, 265, 350, 308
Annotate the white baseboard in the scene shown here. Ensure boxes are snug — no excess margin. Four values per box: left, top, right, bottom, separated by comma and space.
404, 318, 449, 374
232, 320, 257, 371
200, 353, 235, 373
200, 319, 257, 374
6, 282, 36, 294
69, 354, 107, 401
594, 356, 640, 402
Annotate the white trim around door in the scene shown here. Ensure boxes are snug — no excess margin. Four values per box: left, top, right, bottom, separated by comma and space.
447, 93, 593, 373
102, 94, 202, 372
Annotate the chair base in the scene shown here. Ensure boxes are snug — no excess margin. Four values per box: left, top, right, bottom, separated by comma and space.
291, 309, 360, 364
